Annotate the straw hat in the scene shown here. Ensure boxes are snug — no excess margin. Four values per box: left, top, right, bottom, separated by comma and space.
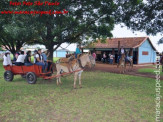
42, 49, 48, 53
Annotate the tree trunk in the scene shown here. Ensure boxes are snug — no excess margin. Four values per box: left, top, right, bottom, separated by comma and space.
46, 44, 54, 62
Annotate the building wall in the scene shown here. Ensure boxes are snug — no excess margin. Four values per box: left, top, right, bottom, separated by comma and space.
138, 39, 156, 64
54, 51, 67, 57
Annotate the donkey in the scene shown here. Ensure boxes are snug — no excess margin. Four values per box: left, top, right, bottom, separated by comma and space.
55, 53, 95, 88
117, 54, 126, 73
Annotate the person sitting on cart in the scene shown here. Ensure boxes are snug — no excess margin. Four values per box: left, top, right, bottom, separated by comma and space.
33, 50, 38, 63
24, 50, 33, 66
41, 49, 51, 71
3, 50, 12, 66
15, 51, 26, 66
13, 51, 20, 62
35, 49, 47, 72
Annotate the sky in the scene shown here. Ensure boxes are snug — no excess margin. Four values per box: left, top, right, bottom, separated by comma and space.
111, 24, 163, 52
28, 24, 163, 53
59, 24, 163, 52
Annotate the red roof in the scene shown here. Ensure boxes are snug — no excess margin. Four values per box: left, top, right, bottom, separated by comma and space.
86, 37, 156, 50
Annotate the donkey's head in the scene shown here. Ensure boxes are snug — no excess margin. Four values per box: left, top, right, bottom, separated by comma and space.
80, 53, 95, 68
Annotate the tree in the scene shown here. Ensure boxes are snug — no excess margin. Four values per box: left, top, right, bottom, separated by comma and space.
25, 0, 143, 60
158, 37, 163, 45
0, 1, 37, 56
2, 0, 161, 60
116, 0, 163, 35
0, 17, 36, 55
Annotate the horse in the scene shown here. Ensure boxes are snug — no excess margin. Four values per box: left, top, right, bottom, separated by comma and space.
117, 54, 126, 73
125, 56, 133, 71
55, 53, 96, 88
117, 54, 133, 73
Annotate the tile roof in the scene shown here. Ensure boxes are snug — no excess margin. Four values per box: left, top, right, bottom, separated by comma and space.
86, 37, 156, 50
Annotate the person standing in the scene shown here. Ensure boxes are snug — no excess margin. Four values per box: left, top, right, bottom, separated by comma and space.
103, 52, 107, 63
3, 50, 12, 66
75, 45, 81, 58
24, 50, 33, 66
109, 54, 113, 64
92, 51, 96, 60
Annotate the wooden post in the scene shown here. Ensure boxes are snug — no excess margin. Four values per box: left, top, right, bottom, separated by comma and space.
112, 48, 115, 64
118, 41, 120, 54
129, 48, 133, 57
81, 48, 84, 53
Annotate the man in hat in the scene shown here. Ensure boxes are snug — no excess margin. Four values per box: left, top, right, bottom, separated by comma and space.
42, 49, 51, 71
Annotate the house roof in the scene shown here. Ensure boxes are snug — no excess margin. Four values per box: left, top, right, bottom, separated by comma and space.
85, 37, 156, 51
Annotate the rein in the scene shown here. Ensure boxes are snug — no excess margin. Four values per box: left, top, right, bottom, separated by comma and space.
44, 68, 84, 79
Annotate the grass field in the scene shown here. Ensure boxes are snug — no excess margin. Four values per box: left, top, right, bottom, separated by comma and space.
138, 67, 163, 76
0, 63, 162, 121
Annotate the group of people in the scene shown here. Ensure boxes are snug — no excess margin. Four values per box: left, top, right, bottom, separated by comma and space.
3, 49, 51, 72
101, 46, 133, 64
102, 52, 114, 64
117, 46, 133, 63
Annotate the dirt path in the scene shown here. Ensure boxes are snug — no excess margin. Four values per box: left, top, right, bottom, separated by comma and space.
85, 63, 163, 80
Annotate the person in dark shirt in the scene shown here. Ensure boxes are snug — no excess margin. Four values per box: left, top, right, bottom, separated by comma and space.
24, 50, 33, 66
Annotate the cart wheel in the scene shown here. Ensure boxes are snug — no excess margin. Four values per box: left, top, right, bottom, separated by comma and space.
26, 72, 37, 84
4, 71, 14, 81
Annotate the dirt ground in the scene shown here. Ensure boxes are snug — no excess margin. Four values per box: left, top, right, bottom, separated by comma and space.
85, 62, 163, 80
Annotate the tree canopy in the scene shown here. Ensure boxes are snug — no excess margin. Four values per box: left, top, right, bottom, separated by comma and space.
0, 0, 162, 60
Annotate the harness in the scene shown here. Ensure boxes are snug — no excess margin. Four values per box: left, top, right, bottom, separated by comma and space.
57, 55, 94, 74
57, 56, 76, 73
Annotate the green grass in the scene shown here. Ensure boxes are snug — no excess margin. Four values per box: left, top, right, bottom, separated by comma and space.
0, 63, 162, 121
138, 67, 163, 76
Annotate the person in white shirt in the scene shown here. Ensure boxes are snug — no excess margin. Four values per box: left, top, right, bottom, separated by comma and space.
103, 52, 107, 63
35, 49, 47, 72
109, 54, 114, 64
3, 50, 12, 66
117, 46, 126, 63
15, 51, 26, 66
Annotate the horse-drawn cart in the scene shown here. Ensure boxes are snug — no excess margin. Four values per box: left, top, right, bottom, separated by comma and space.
3, 65, 54, 84
3, 54, 95, 88
3, 64, 83, 84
